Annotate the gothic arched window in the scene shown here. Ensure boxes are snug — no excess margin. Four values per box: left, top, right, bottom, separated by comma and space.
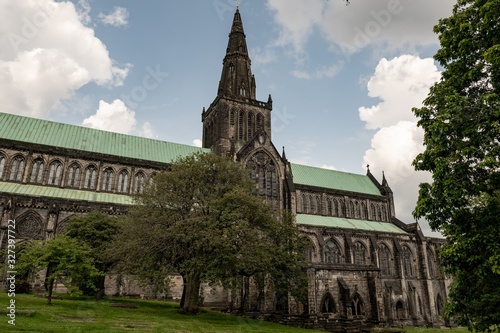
354, 242, 367, 266
133, 172, 146, 194
101, 168, 114, 192
0, 154, 5, 179
427, 246, 437, 278
402, 245, 415, 277
83, 165, 98, 190
327, 198, 333, 216
360, 202, 367, 219
310, 195, 316, 213
325, 240, 342, 264
351, 293, 364, 317
230, 110, 235, 126
29, 158, 44, 184
47, 160, 63, 186
321, 293, 336, 314
66, 163, 81, 188
9, 155, 25, 181
302, 193, 308, 213
246, 153, 279, 208
238, 111, 245, 140
247, 112, 254, 139
117, 169, 129, 193
379, 243, 393, 277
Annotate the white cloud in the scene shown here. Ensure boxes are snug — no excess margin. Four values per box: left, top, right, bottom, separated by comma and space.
360, 55, 441, 236
267, 0, 454, 55
359, 55, 441, 129
83, 99, 157, 139
192, 139, 202, 148
98, 7, 129, 27
83, 99, 136, 134
0, 0, 129, 118
291, 63, 342, 80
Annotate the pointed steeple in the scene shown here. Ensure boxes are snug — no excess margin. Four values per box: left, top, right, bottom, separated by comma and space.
217, 8, 256, 100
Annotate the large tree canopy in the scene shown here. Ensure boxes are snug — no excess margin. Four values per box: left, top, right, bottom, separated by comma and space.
413, 0, 500, 330
111, 152, 307, 314
65, 212, 121, 299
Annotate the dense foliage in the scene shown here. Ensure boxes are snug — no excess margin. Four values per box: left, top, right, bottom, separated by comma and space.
17, 236, 100, 304
65, 212, 121, 299
111, 152, 308, 314
412, 0, 500, 330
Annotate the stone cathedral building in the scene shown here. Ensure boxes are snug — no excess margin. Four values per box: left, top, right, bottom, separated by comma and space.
1, 8, 448, 330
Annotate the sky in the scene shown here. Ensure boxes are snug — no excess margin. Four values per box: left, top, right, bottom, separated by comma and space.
0, 0, 456, 237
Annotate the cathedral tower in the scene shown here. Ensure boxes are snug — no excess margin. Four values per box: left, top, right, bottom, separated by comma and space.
202, 8, 272, 156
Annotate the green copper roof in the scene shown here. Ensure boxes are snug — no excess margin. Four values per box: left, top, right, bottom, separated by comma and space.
0, 181, 133, 206
0, 112, 207, 164
296, 214, 407, 234
291, 163, 381, 196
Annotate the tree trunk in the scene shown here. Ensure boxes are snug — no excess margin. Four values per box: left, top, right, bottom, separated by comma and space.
180, 274, 186, 308
95, 275, 106, 301
47, 277, 55, 305
182, 271, 201, 314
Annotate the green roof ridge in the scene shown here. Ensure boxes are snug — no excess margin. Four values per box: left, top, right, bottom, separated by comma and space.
0, 112, 208, 164
290, 163, 381, 196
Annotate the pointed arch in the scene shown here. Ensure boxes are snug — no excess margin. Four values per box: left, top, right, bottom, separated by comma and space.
66, 162, 81, 188
101, 167, 115, 192
29, 158, 45, 184
83, 165, 98, 190
133, 171, 146, 194
9, 155, 25, 181
238, 110, 245, 140
247, 111, 254, 139
354, 241, 368, 265
117, 169, 130, 193
320, 293, 336, 314
245, 151, 280, 207
351, 293, 364, 317
301, 193, 308, 213
379, 242, 393, 277
47, 160, 63, 186
325, 239, 343, 264
427, 246, 437, 278
326, 198, 333, 216
256, 113, 263, 131
395, 300, 405, 320
402, 245, 415, 277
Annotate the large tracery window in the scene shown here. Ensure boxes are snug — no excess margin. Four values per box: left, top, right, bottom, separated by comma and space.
29, 158, 44, 184
66, 163, 81, 188
321, 293, 336, 314
325, 239, 342, 264
354, 242, 367, 266
246, 152, 279, 208
379, 243, 393, 276
47, 160, 63, 186
117, 169, 129, 193
101, 168, 114, 192
402, 245, 415, 277
83, 165, 98, 190
9, 155, 25, 181
133, 172, 146, 194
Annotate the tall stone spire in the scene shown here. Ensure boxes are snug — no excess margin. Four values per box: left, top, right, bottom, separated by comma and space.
217, 8, 256, 100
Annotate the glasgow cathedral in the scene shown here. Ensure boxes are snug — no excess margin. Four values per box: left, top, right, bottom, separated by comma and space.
0, 8, 449, 331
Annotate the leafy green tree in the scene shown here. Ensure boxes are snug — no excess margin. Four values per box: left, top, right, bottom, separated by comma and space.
17, 236, 101, 304
111, 152, 307, 314
65, 212, 121, 300
413, 0, 500, 330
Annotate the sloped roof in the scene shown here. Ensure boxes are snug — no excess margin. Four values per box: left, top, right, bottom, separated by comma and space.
290, 163, 381, 196
0, 181, 133, 206
296, 214, 407, 234
0, 112, 207, 164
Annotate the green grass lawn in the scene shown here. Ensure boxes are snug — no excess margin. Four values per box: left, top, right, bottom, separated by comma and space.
0, 293, 324, 333
0, 293, 470, 333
